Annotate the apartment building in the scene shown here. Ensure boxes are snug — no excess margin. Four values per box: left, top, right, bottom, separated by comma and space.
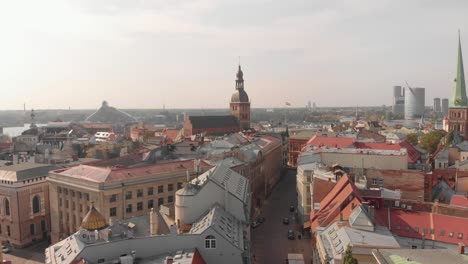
48, 159, 211, 243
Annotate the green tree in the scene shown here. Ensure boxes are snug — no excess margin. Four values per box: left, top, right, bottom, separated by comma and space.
406, 133, 419, 145
344, 245, 358, 264
420, 131, 445, 154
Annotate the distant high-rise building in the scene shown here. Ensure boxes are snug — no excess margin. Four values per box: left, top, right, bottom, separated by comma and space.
392, 86, 405, 115
449, 31, 468, 138
404, 87, 425, 120
442, 98, 449, 116
433, 97, 441, 112
307, 101, 312, 110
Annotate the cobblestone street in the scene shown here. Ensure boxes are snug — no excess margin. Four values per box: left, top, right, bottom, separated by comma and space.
251, 169, 312, 264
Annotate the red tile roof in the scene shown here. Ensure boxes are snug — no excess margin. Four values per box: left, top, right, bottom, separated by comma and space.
192, 248, 206, 264
0, 143, 13, 148
375, 208, 468, 245
312, 178, 337, 205
353, 141, 420, 163
53, 159, 212, 183
450, 195, 468, 208
164, 129, 180, 142
310, 174, 362, 232
305, 136, 355, 149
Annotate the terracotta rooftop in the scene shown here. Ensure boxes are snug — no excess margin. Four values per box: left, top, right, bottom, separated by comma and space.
310, 174, 363, 232
450, 194, 468, 208
305, 135, 355, 149
52, 159, 212, 183
375, 208, 468, 245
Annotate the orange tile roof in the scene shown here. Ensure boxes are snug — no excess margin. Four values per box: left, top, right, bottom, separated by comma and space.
450, 195, 468, 208
310, 174, 362, 232
375, 208, 468, 245
164, 129, 180, 141
306, 136, 355, 149
53, 159, 212, 183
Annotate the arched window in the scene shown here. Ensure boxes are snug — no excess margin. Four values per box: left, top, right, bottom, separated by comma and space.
4, 199, 10, 216
205, 235, 216, 249
32, 196, 40, 214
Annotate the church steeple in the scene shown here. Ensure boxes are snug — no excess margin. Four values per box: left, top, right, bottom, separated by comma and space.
236, 65, 244, 89
451, 31, 467, 108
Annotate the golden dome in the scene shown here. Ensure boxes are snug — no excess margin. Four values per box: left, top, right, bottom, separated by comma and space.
81, 205, 108, 231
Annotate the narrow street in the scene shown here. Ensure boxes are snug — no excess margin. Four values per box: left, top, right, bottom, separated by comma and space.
251, 169, 312, 264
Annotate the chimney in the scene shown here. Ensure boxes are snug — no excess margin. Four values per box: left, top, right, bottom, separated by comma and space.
362, 201, 369, 212
169, 225, 177, 235
150, 208, 160, 236
339, 212, 343, 221
368, 205, 375, 223
224, 183, 229, 213
458, 243, 465, 255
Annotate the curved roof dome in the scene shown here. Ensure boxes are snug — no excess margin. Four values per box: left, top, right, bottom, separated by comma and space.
231, 89, 249, 103
81, 205, 108, 231
85, 101, 136, 124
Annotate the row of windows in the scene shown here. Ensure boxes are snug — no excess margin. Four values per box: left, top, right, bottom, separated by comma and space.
57, 187, 89, 201
120, 184, 182, 201
114, 196, 173, 216
396, 225, 467, 239
2, 195, 41, 216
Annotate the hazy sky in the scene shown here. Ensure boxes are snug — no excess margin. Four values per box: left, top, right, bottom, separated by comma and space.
0, 0, 467, 110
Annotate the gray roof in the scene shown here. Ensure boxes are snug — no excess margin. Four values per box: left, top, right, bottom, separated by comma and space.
189, 205, 244, 250
348, 206, 374, 230
456, 140, 468, 151
231, 89, 249, 103
0, 162, 57, 181
85, 101, 136, 124
210, 157, 245, 168
319, 221, 399, 260
435, 149, 449, 160
372, 249, 468, 264
192, 165, 248, 203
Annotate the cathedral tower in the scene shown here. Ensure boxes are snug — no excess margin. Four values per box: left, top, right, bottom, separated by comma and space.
449, 31, 468, 138
230, 65, 251, 130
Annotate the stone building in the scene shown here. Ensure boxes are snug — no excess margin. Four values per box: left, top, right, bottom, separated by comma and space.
183, 65, 251, 136
47, 159, 212, 243
46, 165, 252, 264
449, 32, 468, 138
0, 162, 58, 248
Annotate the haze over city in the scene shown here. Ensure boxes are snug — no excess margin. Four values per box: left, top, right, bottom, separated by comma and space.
0, 0, 467, 110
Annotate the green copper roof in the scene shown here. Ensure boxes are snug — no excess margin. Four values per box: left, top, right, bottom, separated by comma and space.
450, 32, 467, 108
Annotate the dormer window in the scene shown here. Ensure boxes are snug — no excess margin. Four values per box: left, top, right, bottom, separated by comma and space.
205, 235, 216, 249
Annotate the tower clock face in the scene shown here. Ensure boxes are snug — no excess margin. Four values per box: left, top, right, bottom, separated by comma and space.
456, 99, 462, 105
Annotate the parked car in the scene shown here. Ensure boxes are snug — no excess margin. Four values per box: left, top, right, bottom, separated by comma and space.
257, 217, 265, 223
251, 221, 260, 228
289, 205, 295, 213
287, 229, 295, 240
2, 245, 11, 253
282, 217, 289, 225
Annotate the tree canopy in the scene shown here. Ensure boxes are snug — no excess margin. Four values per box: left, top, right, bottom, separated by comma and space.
420, 131, 445, 154
406, 133, 418, 145
344, 245, 358, 264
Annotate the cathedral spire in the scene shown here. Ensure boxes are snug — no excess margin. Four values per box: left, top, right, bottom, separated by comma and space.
451, 30, 467, 107
236, 64, 244, 89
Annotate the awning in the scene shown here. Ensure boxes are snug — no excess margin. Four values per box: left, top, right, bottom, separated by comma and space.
303, 221, 311, 229
127, 222, 135, 229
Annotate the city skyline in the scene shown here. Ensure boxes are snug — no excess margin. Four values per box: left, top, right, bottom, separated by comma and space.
0, 0, 467, 110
